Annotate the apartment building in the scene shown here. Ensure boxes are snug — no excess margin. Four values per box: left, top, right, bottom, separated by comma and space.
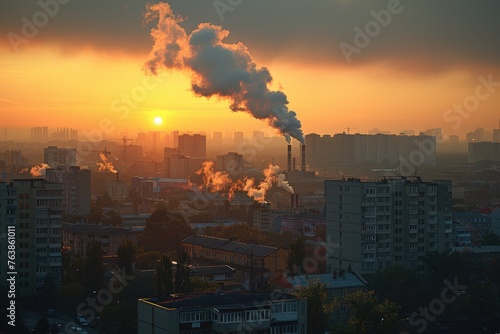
138, 292, 307, 334
325, 177, 453, 275
45, 166, 91, 216
0, 179, 63, 298
182, 234, 288, 289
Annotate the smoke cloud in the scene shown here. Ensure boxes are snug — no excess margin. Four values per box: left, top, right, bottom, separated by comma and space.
143, 2, 304, 143
193, 161, 291, 202
30, 163, 50, 177
97, 153, 118, 174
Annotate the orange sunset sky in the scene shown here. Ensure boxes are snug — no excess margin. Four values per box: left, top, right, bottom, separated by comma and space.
1, 0, 499, 142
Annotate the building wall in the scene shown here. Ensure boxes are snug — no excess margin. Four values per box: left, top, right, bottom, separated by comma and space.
44, 146, 77, 167
138, 300, 178, 334
45, 166, 91, 216
3, 180, 63, 298
326, 178, 452, 275
306, 133, 436, 177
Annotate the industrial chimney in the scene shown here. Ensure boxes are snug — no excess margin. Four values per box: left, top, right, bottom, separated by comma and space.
287, 144, 292, 172
301, 144, 306, 172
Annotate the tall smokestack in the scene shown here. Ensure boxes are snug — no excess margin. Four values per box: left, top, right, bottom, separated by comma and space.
116, 172, 119, 181
287, 144, 292, 172
301, 144, 306, 172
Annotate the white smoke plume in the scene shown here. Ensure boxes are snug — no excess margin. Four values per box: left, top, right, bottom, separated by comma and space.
278, 173, 294, 194
143, 2, 304, 143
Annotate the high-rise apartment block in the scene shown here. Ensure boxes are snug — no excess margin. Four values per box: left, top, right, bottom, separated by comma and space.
325, 177, 453, 275
216, 152, 244, 179
468, 142, 500, 163
0, 179, 63, 298
44, 146, 77, 167
45, 166, 91, 216
306, 133, 436, 176
177, 134, 206, 159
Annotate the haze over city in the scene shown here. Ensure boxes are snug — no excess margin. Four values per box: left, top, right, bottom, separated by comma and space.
1, 0, 500, 141
1, 1, 500, 334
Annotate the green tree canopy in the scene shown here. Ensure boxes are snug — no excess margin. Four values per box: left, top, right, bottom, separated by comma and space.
85, 239, 105, 293
117, 239, 137, 274
294, 279, 337, 334
286, 237, 307, 275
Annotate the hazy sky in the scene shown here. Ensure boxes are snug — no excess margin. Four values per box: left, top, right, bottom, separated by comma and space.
1, 0, 499, 141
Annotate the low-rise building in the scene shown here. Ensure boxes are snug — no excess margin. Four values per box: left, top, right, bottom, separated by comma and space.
190, 265, 236, 287
62, 223, 138, 255
138, 292, 307, 334
182, 234, 288, 290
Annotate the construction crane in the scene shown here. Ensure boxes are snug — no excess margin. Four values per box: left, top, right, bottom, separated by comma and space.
81, 146, 111, 158
107, 136, 133, 164
343, 127, 359, 134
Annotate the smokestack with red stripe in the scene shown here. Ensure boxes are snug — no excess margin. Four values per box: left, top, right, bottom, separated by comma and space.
301, 144, 306, 171
287, 144, 292, 172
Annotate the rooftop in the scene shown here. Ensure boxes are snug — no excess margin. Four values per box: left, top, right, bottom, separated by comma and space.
279, 272, 367, 290
182, 234, 280, 257
144, 292, 298, 310
62, 222, 138, 235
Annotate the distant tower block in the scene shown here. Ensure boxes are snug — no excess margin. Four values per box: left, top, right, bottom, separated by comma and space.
301, 144, 306, 171
287, 144, 292, 172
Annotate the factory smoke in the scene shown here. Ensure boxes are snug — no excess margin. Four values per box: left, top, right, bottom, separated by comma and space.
143, 2, 304, 143
97, 153, 118, 174
30, 163, 50, 177
194, 161, 291, 202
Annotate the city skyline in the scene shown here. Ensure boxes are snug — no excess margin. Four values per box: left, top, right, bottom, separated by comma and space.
1, 1, 500, 140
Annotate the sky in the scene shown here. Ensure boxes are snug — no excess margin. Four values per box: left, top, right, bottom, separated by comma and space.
1, 0, 500, 142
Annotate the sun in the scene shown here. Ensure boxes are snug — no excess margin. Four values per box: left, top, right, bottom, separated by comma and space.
153, 116, 163, 125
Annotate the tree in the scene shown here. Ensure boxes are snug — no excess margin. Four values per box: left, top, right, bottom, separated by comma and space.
85, 239, 105, 293
117, 240, 137, 274
156, 254, 174, 298
286, 237, 307, 275
423, 251, 471, 288
58, 283, 85, 310
346, 290, 379, 333
99, 300, 137, 334
346, 290, 400, 334
135, 251, 162, 270
143, 203, 193, 252
33, 314, 50, 334
482, 231, 500, 245
175, 250, 191, 293
105, 210, 123, 226
369, 265, 429, 313
39, 275, 57, 310
294, 279, 337, 334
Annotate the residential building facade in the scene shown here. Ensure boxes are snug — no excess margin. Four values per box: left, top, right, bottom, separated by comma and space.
0, 179, 63, 298
325, 177, 453, 275
138, 292, 307, 334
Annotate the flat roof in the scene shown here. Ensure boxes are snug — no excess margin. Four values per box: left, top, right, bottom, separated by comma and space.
182, 234, 280, 257
62, 222, 138, 235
